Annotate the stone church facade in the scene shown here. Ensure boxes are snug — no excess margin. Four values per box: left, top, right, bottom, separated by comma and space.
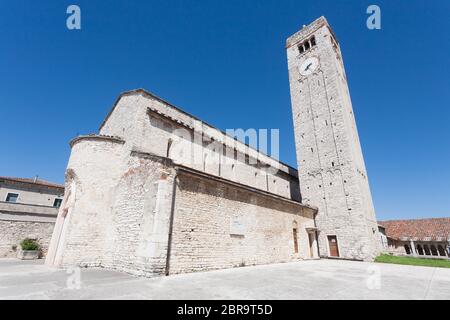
46, 17, 380, 276
45, 90, 319, 277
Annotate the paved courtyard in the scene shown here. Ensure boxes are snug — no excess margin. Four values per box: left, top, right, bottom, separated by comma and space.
0, 258, 449, 300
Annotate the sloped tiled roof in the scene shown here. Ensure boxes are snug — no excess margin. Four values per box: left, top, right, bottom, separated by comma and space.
379, 218, 450, 241
0, 176, 64, 191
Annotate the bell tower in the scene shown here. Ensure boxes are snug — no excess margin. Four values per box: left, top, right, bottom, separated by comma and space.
286, 17, 381, 261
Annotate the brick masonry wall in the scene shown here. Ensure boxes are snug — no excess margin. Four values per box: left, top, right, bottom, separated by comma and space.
0, 220, 54, 258
169, 173, 316, 275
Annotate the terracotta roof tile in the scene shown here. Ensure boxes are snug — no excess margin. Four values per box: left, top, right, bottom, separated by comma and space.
379, 218, 450, 241
0, 176, 64, 190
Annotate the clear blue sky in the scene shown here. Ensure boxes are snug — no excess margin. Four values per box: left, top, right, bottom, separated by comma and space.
1, 1, 449, 220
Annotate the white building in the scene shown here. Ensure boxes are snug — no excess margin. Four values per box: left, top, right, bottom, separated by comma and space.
0, 176, 64, 257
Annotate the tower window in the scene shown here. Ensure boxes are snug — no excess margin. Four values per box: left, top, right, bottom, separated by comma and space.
298, 36, 316, 55
304, 41, 310, 50
298, 45, 305, 54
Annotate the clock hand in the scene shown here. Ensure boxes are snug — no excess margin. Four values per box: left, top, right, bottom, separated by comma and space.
305, 63, 312, 71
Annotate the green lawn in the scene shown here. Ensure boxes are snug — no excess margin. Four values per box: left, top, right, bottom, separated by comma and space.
375, 254, 450, 268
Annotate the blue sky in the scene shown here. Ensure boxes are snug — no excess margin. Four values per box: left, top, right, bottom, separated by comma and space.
0, 1, 449, 220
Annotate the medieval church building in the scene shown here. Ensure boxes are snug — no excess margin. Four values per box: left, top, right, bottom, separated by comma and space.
46, 17, 381, 277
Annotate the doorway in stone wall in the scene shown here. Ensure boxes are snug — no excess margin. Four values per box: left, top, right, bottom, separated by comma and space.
308, 232, 315, 258
327, 235, 339, 257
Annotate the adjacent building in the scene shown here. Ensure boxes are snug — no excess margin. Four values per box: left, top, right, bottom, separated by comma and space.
0, 176, 64, 257
379, 218, 450, 259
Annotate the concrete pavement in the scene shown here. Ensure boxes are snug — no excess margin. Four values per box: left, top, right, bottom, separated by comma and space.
0, 258, 449, 300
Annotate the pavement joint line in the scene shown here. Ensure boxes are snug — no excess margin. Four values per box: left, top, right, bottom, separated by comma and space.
423, 267, 437, 300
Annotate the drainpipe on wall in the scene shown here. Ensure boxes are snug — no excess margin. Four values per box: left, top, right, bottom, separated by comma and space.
165, 171, 178, 276
312, 209, 320, 258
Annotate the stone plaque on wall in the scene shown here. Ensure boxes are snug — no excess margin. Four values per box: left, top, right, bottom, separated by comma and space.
230, 217, 245, 236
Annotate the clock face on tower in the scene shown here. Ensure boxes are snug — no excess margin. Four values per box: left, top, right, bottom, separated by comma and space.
299, 57, 319, 76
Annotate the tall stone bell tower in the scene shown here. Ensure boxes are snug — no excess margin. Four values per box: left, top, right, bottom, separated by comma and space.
286, 16, 381, 261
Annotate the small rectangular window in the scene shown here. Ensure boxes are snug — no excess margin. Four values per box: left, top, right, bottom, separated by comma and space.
293, 228, 299, 253
298, 45, 304, 54
5, 193, 19, 203
311, 36, 316, 46
53, 198, 63, 208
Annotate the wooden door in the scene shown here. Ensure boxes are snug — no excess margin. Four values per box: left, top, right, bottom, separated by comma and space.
328, 235, 339, 257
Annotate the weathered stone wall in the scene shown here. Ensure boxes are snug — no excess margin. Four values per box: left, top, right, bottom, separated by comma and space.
287, 17, 381, 261
105, 152, 176, 277
47, 136, 178, 277
99, 91, 300, 202
47, 133, 316, 277
48, 136, 127, 268
0, 201, 58, 259
0, 220, 54, 258
169, 173, 316, 275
